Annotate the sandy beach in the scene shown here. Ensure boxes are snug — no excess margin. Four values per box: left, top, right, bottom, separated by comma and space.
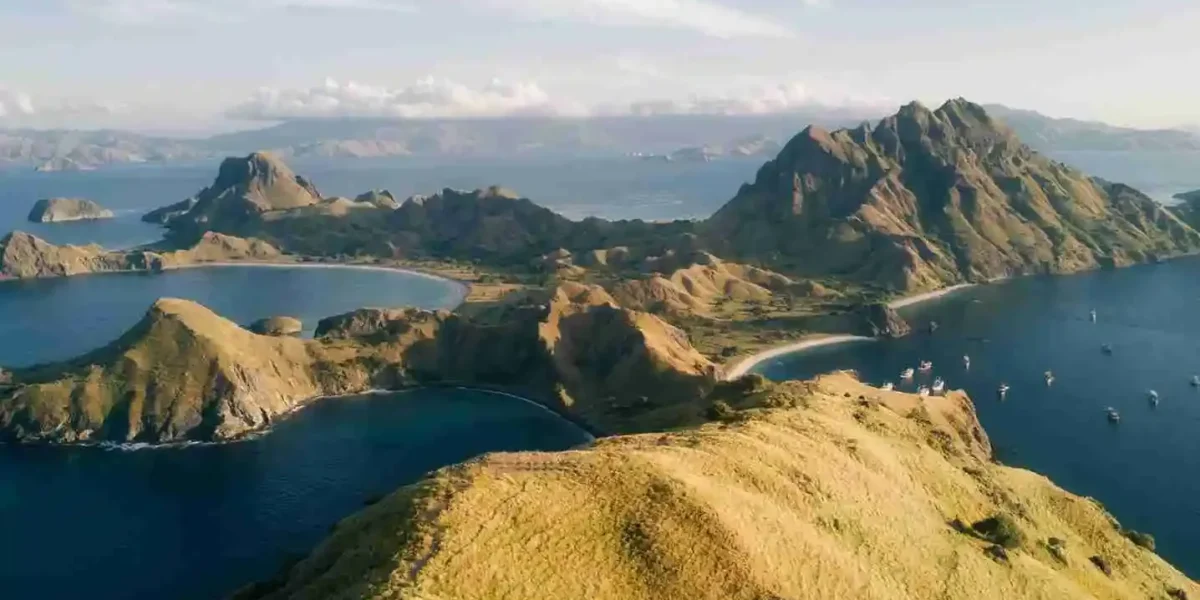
723, 335, 875, 380
888, 283, 976, 309
725, 283, 979, 380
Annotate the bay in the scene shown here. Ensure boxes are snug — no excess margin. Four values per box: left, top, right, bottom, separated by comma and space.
754, 258, 1200, 577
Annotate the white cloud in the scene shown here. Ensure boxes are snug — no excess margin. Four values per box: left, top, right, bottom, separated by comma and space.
228, 77, 563, 120
482, 0, 794, 39
0, 91, 36, 119
626, 82, 893, 116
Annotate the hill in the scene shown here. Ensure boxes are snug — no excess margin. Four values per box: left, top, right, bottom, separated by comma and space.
706, 99, 1200, 291
985, 105, 1200, 153
235, 372, 1197, 600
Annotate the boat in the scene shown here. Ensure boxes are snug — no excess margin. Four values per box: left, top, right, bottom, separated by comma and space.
1101, 344, 1114, 355
918, 360, 933, 371
1191, 376, 1200, 387
1106, 407, 1121, 423
963, 355, 971, 369
1044, 371, 1055, 386
900, 368, 915, 379
928, 321, 939, 333
917, 386, 931, 397
881, 382, 895, 391
931, 378, 946, 393
1148, 390, 1160, 405
1090, 309, 1097, 323
998, 383, 1010, 397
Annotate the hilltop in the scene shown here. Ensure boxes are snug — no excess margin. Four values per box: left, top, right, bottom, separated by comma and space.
706, 99, 1200, 291
237, 373, 1198, 600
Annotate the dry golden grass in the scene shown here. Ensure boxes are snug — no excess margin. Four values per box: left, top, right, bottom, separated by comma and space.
245, 373, 1198, 600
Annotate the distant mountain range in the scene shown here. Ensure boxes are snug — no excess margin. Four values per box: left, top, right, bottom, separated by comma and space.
3, 105, 1199, 170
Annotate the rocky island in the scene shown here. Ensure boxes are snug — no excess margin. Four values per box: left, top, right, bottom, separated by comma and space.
4, 99, 1200, 599
27, 197, 114, 223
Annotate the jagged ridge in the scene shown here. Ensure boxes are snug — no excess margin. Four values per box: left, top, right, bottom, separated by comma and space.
706, 99, 1200, 291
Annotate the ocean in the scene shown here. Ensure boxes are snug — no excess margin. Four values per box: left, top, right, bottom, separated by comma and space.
755, 260, 1200, 577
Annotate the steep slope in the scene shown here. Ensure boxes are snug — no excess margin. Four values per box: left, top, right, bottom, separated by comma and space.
0, 299, 326, 443
0, 284, 720, 443
237, 373, 1197, 600
707, 99, 1200, 291
164, 151, 322, 239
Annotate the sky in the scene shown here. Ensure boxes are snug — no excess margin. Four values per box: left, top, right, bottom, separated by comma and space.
0, 0, 1198, 133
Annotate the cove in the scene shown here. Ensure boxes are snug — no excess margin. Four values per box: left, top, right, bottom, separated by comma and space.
0, 264, 466, 367
0, 388, 592, 600
753, 257, 1200, 577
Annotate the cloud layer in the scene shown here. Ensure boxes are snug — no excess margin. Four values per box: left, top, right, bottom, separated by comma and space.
228, 78, 560, 120
227, 77, 890, 121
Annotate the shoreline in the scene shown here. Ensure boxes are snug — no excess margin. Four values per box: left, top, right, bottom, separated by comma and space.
723, 335, 875, 380
724, 283, 979, 380
888, 283, 976, 309
163, 260, 471, 303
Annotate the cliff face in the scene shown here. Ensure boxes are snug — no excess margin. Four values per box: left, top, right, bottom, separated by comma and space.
27, 198, 114, 223
706, 99, 1200, 291
237, 373, 1196, 600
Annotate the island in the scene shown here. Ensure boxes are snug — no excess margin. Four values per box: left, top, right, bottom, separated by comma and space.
1173, 188, 1200, 203
3, 100, 1200, 599
34, 156, 96, 172
26, 197, 115, 223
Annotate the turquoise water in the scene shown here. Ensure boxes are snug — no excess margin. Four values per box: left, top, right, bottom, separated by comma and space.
755, 258, 1200, 577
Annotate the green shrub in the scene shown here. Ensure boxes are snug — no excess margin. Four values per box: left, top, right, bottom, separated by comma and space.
972, 514, 1026, 549
1122, 529, 1156, 551
706, 400, 737, 422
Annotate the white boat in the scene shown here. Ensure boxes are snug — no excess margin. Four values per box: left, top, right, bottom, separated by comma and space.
1044, 371, 1055, 386
881, 382, 895, 391
919, 360, 933, 371
1148, 390, 1160, 405
963, 355, 971, 369
998, 383, 1010, 397
1191, 376, 1200, 387
1106, 407, 1121, 423
901, 368, 915, 379
1090, 309, 1097, 323
917, 386, 931, 397
932, 378, 946, 393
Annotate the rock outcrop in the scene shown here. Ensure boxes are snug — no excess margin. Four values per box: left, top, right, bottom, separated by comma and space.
141, 198, 196, 225
236, 373, 1197, 600
158, 152, 322, 239
354, 190, 400, 209
706, 99, 1200, 292
0, 231, 158, 279
250, 316, 303, 337
854, 302, 911, 338
0, 231, 281, 280
27, 198, 114, 223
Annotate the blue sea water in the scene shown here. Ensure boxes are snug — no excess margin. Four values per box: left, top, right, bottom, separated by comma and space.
0, 388, 591, 600
755, 259, 1200, 578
